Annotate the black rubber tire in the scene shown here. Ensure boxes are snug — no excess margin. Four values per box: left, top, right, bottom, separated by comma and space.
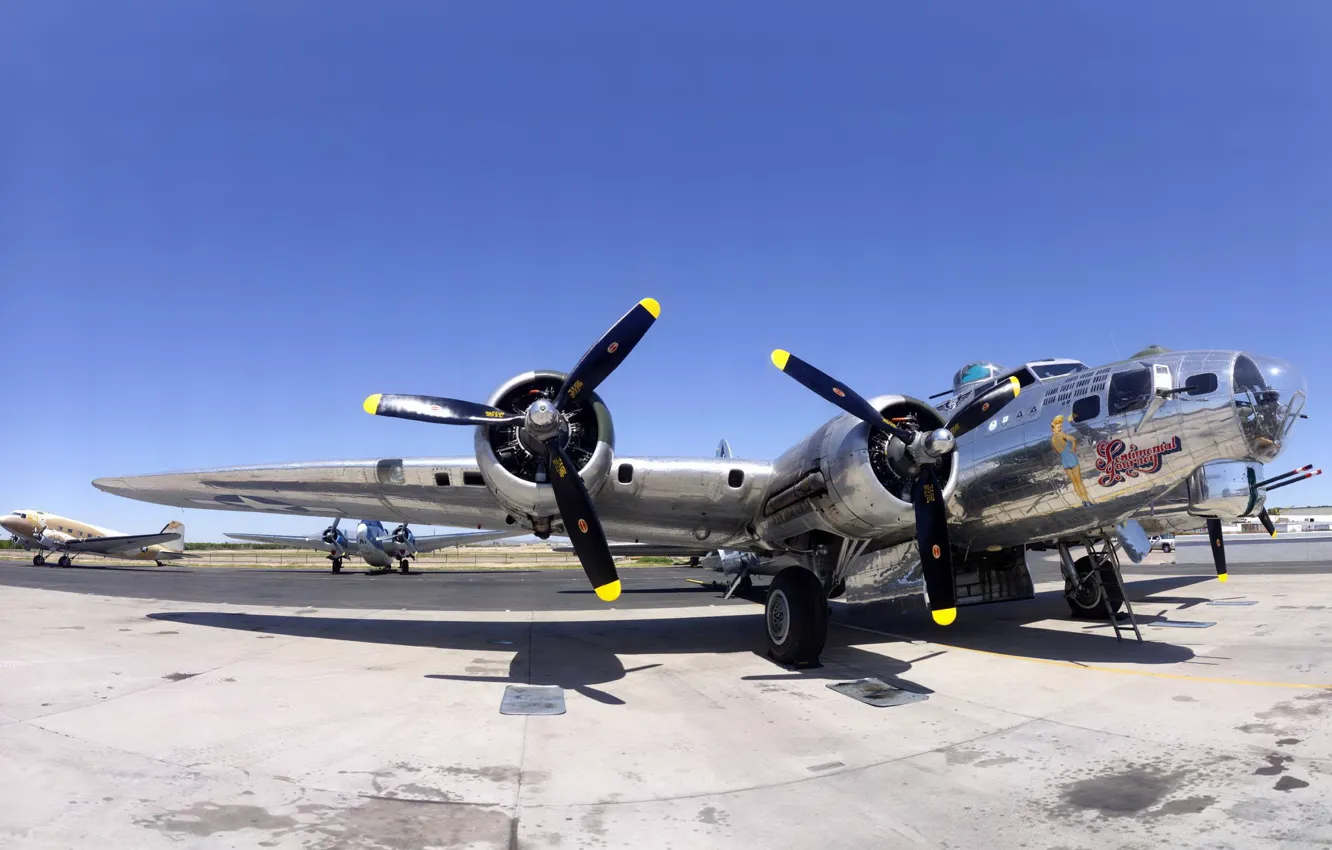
33, 555, 44, 566
398, 560, 410, 574
155, 561, 164, 567
1162, 543, 1173, 554
57, 555, 71, 568
331, 558, 343, 574
733, 574, 753, 595
765, 567, 828, 665
1065, 555, 1124, 619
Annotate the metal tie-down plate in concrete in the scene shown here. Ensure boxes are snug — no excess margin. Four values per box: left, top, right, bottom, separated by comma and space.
501, 684, 567, 715
826, 678, 928, 708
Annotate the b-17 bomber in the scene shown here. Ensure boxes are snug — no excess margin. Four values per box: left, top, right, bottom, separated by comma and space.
94, 300, 1313, 664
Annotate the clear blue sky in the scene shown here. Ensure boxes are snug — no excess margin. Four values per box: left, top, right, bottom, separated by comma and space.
2, 2, 1328, 541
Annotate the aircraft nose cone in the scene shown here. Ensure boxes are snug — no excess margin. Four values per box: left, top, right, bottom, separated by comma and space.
1233, 353, 1308, 461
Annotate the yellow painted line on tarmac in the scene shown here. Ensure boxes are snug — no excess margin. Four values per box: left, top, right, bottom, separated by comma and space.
840, 623, 1332, 690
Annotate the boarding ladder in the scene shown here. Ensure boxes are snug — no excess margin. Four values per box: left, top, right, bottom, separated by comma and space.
1063, 538, 1142, 643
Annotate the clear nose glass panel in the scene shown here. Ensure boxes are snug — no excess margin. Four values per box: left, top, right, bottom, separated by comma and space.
1234, 354, 1306, 461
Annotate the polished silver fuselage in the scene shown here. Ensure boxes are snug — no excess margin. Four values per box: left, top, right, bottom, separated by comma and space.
94, 350, 1306, 591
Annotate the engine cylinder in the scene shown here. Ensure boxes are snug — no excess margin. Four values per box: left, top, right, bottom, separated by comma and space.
473, 371, 615, 524
754, 394, 958, 542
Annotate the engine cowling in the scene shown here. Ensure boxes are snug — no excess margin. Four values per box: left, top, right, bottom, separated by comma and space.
473, 370, 615, 529
754, 394, 959, 542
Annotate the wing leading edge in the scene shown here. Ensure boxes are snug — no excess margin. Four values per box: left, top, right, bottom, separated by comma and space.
94, 455, 774, 549
65, 532, 181, 555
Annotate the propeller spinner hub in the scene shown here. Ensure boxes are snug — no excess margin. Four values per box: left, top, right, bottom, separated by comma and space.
922, 428, 956, 459
526, 398, 560, 433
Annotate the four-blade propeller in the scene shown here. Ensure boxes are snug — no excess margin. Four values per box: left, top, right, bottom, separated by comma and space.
363, 298, 661, 602
770, 350, 1021, 626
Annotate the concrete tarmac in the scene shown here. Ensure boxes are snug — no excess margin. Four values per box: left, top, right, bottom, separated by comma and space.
2, 558, 1331, 848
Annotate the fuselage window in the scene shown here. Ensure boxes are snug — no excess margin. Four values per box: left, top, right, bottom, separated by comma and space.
1108, 369, 1153, 415
617, 463, 634, 484
434, 472, 451, 486
1184, 373, 1219, 396
462, 471, 485, 486
1072, 395, 1101, 422
728, 469, 745, 488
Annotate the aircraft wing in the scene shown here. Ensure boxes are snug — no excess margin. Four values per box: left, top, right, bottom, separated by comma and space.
554, 543, 713, 558
93, 456, 773, 549
64, 532, 181, 555
224, 532, 336, 552
411, 530, 525, 554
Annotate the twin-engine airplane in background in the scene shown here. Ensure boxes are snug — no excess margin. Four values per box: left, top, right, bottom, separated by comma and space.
225, 518, 519, 573
95, 298, 1315, 664
2, 510, 188, 567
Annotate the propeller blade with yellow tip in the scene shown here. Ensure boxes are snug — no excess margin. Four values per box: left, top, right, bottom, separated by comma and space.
769, 349, 913, 442
1206, 518, 1228, 582
945, 376, 1022, 437
545, 440, 621, 602
913, 463, 958, 624
362, 394, 522, 426
554, 297, 661, 411
1257, 507, 1277, 538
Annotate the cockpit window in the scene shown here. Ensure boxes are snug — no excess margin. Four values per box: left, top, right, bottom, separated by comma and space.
1031, 362, 1088, 380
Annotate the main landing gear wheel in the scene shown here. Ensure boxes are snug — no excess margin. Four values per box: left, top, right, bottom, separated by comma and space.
331, 557, 343, 574
765, 567, 828, 666
33, 555, 45, 567
57, 555, 71, 568
1065, 555, 1123, 619
398, 560, 410, 574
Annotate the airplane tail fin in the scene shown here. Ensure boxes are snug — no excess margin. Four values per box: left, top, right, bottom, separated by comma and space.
716, 439, 732, 459
159, 520, 185, 553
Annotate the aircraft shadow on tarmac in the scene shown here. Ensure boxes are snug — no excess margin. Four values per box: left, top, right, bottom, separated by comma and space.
148, 575, 1207, 706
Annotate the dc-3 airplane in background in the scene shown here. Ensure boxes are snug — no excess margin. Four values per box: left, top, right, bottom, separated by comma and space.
1, 510, 188, 567
225, 519, 519, 573
94, 298, 1315, 664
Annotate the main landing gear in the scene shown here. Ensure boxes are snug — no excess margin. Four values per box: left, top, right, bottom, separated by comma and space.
764, 567, 828, 666
330, 557, 343, 574
57, 555, 71, 568
398, 559, 411, 574
32, 554, 45, 566
1063, 554, 1124, 619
